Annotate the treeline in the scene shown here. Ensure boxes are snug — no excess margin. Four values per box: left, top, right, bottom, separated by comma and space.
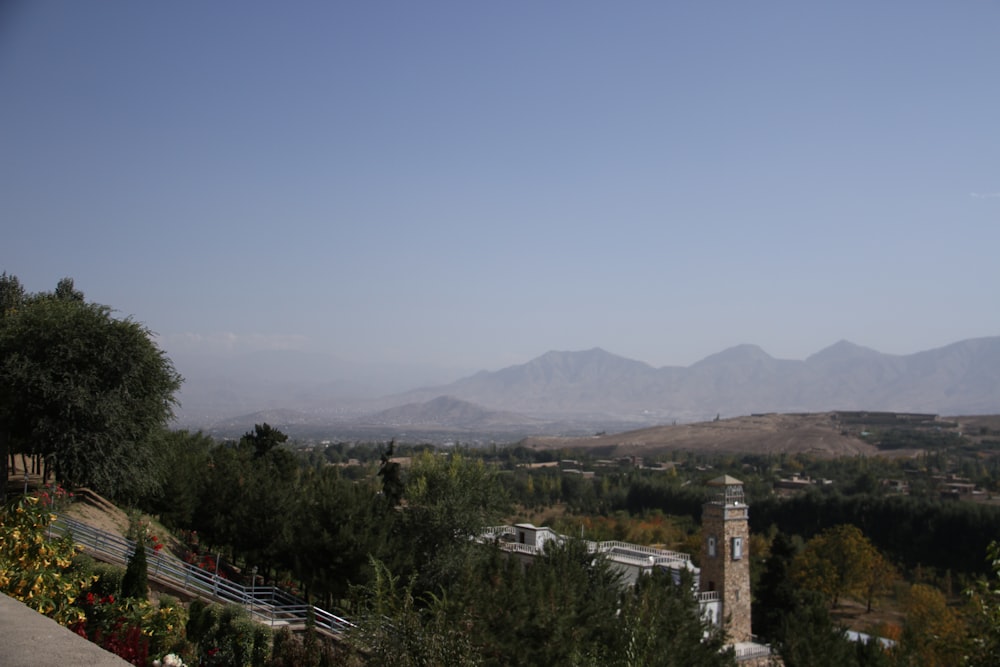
491, 459, 1000, 581
140, 426, 505, 606
752, 490, 1000, 577
132, 426, 736, 666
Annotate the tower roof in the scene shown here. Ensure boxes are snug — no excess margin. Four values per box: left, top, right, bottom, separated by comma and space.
707, 474, 743, 486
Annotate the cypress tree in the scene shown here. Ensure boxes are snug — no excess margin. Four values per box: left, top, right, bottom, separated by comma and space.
121, 540, 149, 599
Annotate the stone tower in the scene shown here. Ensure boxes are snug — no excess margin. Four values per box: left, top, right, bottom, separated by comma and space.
699, 475, 752, 643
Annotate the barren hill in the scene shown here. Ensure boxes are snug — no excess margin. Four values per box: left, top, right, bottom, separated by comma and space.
366, 395, 543, 430
521, 412, 881, 458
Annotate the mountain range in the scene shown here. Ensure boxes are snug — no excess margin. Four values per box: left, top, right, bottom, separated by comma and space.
174, 337, 1000, 438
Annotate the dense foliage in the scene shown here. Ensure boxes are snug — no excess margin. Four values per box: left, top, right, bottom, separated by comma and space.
0, 274, 181, 500
349, 542, 733, 667
0, 492, 90, 625
752, 490, 1000, 576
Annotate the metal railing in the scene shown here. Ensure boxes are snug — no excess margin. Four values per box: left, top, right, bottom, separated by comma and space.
733, 643, 774, 661
592, 540, 692, 563
49, 515, 355, 637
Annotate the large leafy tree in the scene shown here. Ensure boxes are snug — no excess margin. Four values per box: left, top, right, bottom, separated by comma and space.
966, 540, 1000, 667
0, 276, 182, 500
391, 451, 509, 588
893, 583, 967, 667
142, 429, 214, 528
0, 272, 26, 490
792, 524, 893, 608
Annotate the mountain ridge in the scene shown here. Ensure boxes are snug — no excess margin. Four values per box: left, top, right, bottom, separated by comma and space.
385, 336, 1000, 424
177, 336, 1000, 434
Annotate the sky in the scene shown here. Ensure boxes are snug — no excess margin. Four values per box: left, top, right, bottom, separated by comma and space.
2, 1, 999, 381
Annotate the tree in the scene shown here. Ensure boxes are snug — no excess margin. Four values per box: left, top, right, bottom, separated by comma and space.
614, 568, 734, 667
893, 583, 967, 667
289, 466, 389, 605
52, 277, 84, 302
860, 548, 898, 613
792, 524, 888, 607
241, 422, 288, 458
193, 431, 299, 577
141, 429, 214, 529
391, 451, 508, 586
753, 531, 800, 641
777, 591, 859, 667
121, 540, 149, 600
965, 540, 1000, 667
348, 557, 479, 667
378, 439, 404, 507
0, 277, 181, 499
0, 272, 26, 498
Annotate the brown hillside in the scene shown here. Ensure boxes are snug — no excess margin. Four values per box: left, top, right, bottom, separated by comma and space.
522, 412, 880, 458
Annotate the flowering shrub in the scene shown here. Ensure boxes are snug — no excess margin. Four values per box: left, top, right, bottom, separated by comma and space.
35, 484, 74, 512
184, 550, 228, 579
0, 493, 92, 625
73, 591, 189, 666
127, 510, 165, 553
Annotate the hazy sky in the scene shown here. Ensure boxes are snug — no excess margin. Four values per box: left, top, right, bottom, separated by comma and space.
3, 1, 999, 377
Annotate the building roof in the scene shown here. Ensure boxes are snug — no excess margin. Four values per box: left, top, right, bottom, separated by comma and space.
707, 474, 743, 486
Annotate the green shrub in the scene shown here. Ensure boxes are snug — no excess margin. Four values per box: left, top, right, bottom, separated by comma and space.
188, 601, 272, 667
71, 552, 97, 579
91, 562, 125, 597
186, 598, 215, 645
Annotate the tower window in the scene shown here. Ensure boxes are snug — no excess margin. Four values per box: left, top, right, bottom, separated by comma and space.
707, 536, 716, 557
732, 537, 743, 560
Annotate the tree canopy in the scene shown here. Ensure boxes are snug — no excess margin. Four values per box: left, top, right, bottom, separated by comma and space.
0, 275, 182, 500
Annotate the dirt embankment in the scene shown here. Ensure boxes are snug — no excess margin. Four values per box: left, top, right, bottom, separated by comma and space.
63, 487, 131, 536
522, 412, 880, 458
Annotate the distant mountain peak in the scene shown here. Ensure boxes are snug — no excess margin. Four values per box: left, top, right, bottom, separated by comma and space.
807, 340, 882, 364
692, 344, 774, 368
522, 347, 655, 375
534, 347, 614, 361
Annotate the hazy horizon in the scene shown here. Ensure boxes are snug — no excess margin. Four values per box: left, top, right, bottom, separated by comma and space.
4, 2, 999, 375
